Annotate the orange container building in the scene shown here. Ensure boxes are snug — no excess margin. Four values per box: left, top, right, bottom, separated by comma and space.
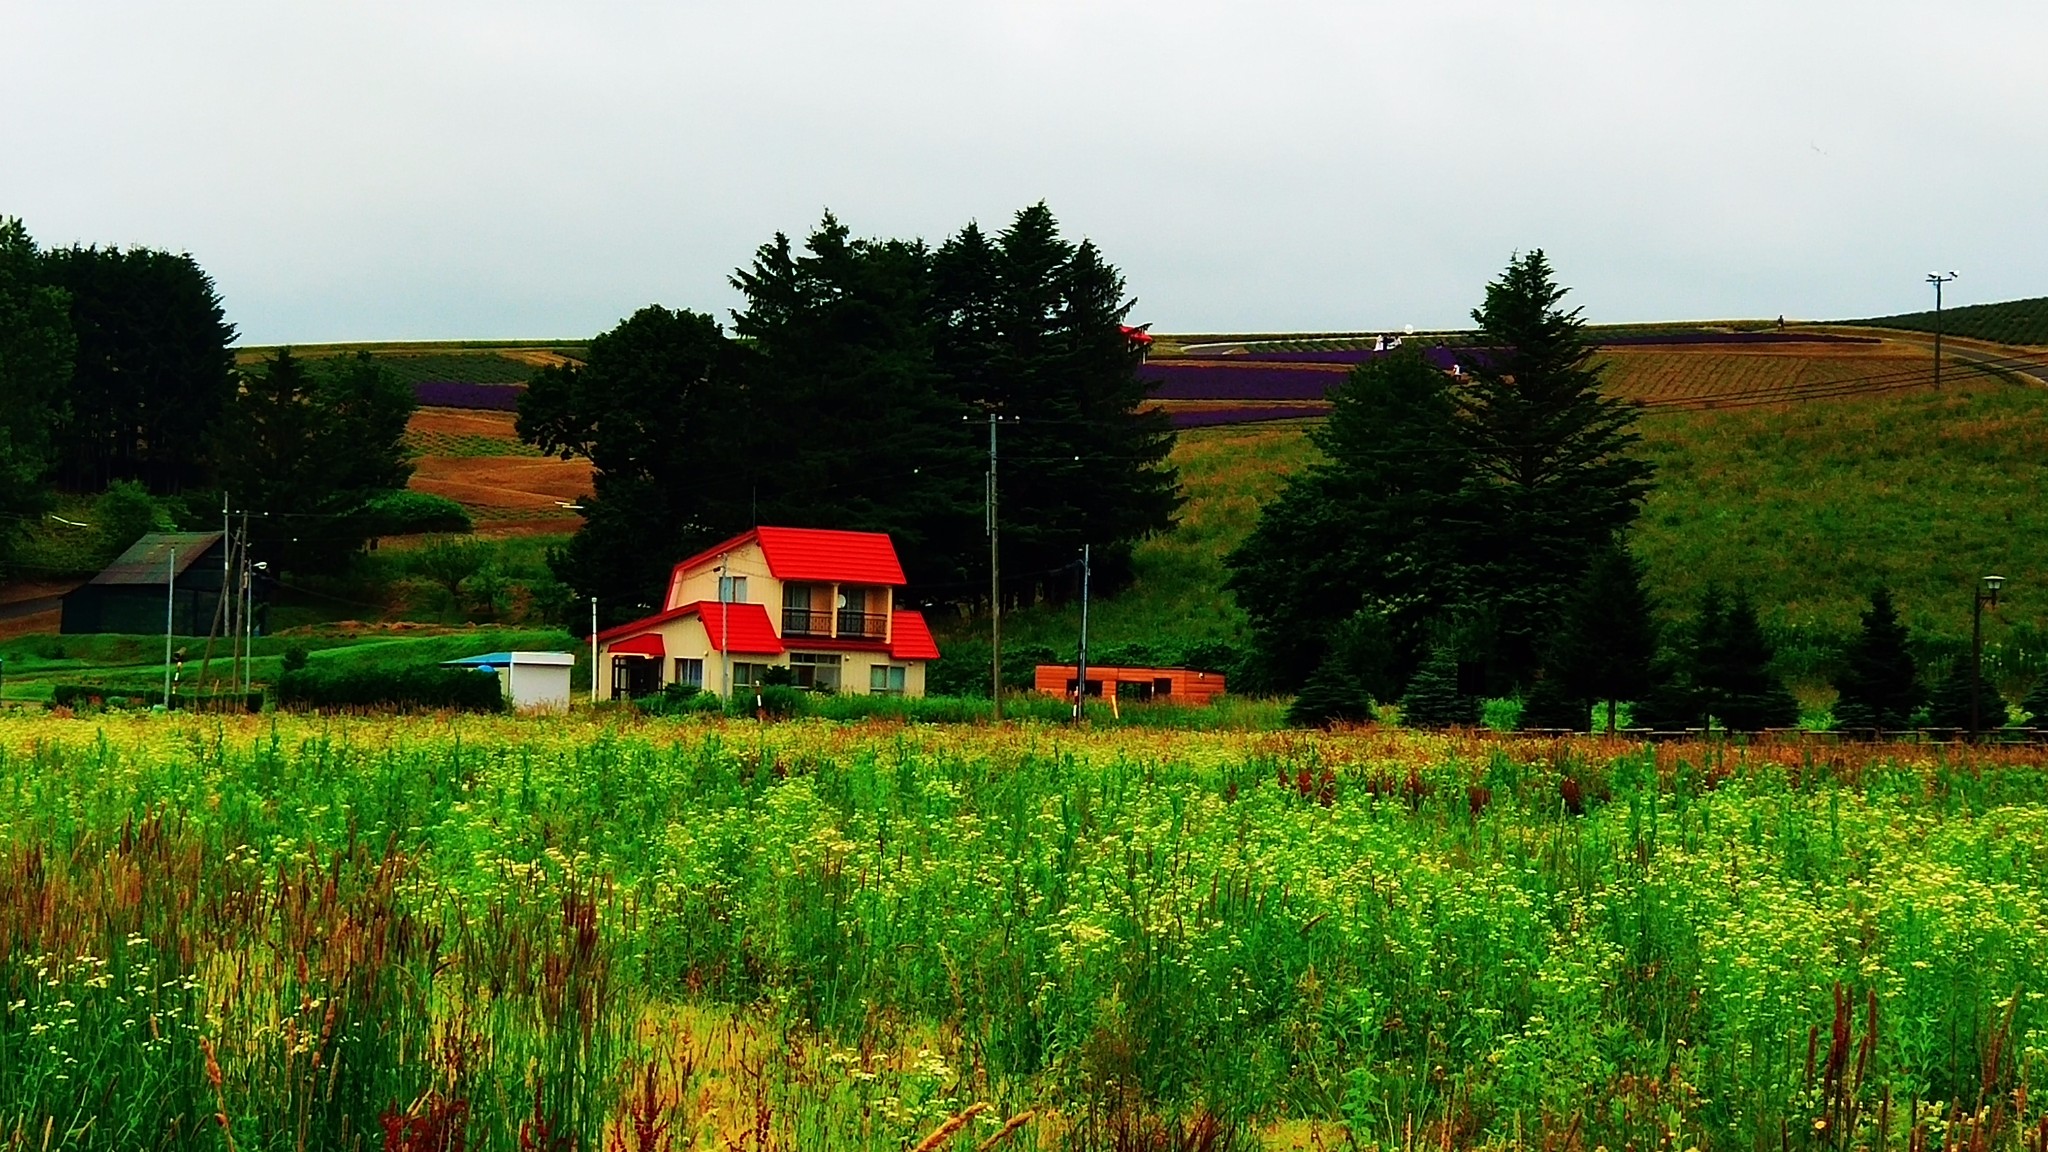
1032, 664, 1228, 705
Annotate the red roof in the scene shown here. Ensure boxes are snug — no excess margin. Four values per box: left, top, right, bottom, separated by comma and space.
887, 611, 940, 661
609, 634, 665, 658
594, 601, 784, 657
696, 601, 784, 655
670, 526, 907, 588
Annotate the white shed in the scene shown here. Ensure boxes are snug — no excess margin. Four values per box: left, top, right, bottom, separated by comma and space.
442, 651, 576, 713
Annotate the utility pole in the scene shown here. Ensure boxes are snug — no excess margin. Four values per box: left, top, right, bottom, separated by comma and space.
1927, 271, 1958, 389
1074, 544, 1090, 723
718, 555, 732, 702
978, 413, 1019, 721
1971, 574, 2005, 740
163, 544, 176, 709
589, 596, 599, 705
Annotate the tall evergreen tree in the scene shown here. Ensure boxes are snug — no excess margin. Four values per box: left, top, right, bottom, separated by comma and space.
1226, 345, 1470, 693
1454, 251, 1654, 683
0, 218, 74, 577
932, 204, 1178, 598
2020, 677, 2048, 729
728, 215, 984, 589
212, 350, 415, 571
1692, 588, 1800, 730
1832, 587, 1921, 733
519, 306, 752, 627
1545, 541, 1660, 732
40, 243, 235, 492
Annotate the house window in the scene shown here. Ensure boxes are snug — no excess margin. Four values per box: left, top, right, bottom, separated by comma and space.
869, 664, 907, 696
611, 657, 660, 701
781, 584, 828, 636
674, 658, 704, 689
718, 575, 748, 603
789, 653, 841, 692
730, 662, 768, 691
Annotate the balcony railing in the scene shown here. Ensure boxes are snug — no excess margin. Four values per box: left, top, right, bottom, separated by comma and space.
837, 610, 887, 640
781, 607, 833, 637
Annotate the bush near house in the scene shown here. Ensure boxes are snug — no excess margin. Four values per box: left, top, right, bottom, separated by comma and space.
275, 663, 505, 712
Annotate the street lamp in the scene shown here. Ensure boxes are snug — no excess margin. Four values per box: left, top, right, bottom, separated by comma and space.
1971, 574, 2005, 740
1927, 271, 1959, 389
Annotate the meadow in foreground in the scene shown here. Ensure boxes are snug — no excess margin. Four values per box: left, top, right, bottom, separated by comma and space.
2, 714, 2045, 1151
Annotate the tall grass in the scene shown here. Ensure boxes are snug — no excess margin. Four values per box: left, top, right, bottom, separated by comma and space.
2, 715, 2046, 1149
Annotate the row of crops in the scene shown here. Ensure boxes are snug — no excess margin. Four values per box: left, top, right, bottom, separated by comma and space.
1860, 296, 2048, 347
3, 714, 2046, 1150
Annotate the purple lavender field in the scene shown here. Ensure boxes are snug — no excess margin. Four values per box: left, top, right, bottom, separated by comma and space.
1166, 406, 1330, 428
412, 381, 525, 411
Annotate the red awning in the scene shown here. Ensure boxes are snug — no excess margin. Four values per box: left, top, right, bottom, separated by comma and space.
608, 633, 665, 658
888, 610, 940, 661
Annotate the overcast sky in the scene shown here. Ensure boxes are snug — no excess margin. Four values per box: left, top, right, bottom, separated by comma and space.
5, 1, 2042, 344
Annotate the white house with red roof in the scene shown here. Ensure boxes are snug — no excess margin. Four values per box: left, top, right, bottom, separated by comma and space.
593, 526, 941, 700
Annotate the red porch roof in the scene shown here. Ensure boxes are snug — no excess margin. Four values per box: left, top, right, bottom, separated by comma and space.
696, 601, 784, 655
594, 601, 784, 656
887, 611, 940, 661
670, 526, 908, 588
608, 633, 665, 658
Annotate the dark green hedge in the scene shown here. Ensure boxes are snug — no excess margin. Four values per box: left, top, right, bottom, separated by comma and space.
277, 664, 505, 712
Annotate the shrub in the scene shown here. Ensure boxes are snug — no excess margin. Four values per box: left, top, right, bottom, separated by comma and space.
360, 489, 474, 537
276, 663, 505, 712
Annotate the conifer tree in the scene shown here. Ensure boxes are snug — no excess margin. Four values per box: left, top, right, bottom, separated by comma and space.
40, 242, 235, 492
0, 218, 73, 578
1455, 251, 1654, 682
731, 215, 985, 589
1831, 587, 1921, 733
1544, 541, 1660, 732
933, 204, 1178, 598
213, 350, 415, 571
2020, 677, 2048, 728
1226, 345, 1469, 692
1400, 644, 1481, 729
1693, 588, 1800, 730
1926, 656, 2001, 732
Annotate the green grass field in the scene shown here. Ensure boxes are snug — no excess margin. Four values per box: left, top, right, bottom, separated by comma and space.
3, 716, 2044, 1149
1859, 296, 2048, 347
969, 365, 2048, 694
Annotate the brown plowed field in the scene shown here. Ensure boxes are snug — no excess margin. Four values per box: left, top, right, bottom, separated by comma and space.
405, 408, 588, 536
1595, 341, 1936, 409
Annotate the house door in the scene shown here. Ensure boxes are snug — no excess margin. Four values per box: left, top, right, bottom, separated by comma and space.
611, 656, 661, 700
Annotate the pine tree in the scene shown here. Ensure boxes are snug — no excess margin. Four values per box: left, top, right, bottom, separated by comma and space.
2020, 677, 2048, 728
40, 243, 236, 492
1518, 672, 1592, 731
1285, 610, 1397, 727
1227, 345, 1469, 692
731, 215, 984, 589
1544, 542, 1659, 732
1926, 656, 2002, 732
1400, 644, 1481, 729
933, 204, 1178, 599
1454, 251, 1655, 683
1693, 588, 1800, 730
0, 218, 73, 578
213, 350, 416, 571
1832, 587, 1921, 733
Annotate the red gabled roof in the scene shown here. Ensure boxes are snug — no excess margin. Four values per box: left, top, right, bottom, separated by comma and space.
670, 526, 908, 588
594, 601, 784, 656
694, 601, 784, 655
887, 610, 940, 661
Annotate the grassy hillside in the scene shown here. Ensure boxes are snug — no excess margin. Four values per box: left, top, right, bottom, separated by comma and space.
969, 358, 2048, 686
1857, 296, 2048, 347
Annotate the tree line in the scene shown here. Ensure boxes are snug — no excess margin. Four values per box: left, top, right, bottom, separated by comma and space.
0, 216, 428, 578
519, 204, 1178, 628
1237, 251, 2040, 734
